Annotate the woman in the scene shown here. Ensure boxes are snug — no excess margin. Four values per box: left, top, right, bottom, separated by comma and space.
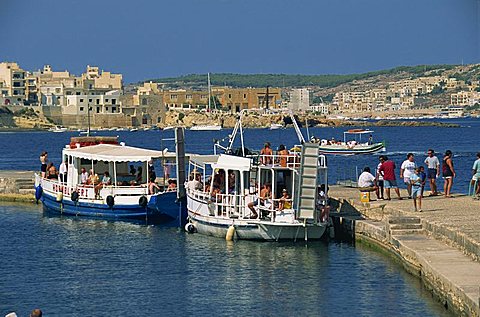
442, 150, 455, 198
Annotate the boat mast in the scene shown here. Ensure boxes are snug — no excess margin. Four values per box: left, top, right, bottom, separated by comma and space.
207, 73, 211, 112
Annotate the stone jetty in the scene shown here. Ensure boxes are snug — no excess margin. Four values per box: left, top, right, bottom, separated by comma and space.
0, 170, 36, 202
329, 185, 480, 316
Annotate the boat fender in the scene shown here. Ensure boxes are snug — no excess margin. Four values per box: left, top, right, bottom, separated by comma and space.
106, 195, 115, 207
56, 192, 63, 202
139, 195, 148, 207
71, 191, 79, 202
184, 223, 196, 233
35, 185, 43, 202
226, 225, 235, 241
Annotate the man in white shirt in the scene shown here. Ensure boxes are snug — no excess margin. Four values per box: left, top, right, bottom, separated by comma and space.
424, 149, 440, 196
400, 153, 417, 199
358, 167, 379, 199
80, 167, 89, 184
59, 161, 67, 183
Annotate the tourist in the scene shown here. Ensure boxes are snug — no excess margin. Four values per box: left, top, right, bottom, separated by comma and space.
46, 162, 58, 180
260, 142, 273, 165
418, 165, 427, 198
163, 162, 171, 181
87, 169, 99, 186
376, 157, 385, 199
186, 174, 201, 192
368, 134, 373, 145
317, 184, 330, 222
29, 308, 43, 317
442, 150, 455, 198
167, 179, 177, 191
59, 160, 67, 183
357, 167, 379, 199
400, 153, 417, 199
424, 149, 440, 196
410, 167, 423, 212
277, 144, 289, 167
95, 171, 112, 196
80, 167, 89, 184
247, 183, 271, 219
39, 151, 48, 178
129, 164, 136, 176
471, 152, 480, 197
378, 155, 403, 200
278, 188, 291, 211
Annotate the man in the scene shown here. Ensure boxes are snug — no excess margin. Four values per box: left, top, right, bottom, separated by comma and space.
472, 152, 480, 197
424, 149, 440, 196
80, 167, 89, 184
247, 183, 271, 219
30, 309, 43, 317
378, 155, 403, 200
400, 153, 417, 199
357, 167, 379, 200
59, 160, 67, 183
260, 142, 273, 165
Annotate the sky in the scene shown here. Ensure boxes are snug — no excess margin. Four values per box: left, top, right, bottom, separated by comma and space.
1, 0, 479, 83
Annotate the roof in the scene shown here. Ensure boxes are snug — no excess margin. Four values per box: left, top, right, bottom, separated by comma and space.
189, 155, 220, 166
344, 129, 374, 134
63, 144, 180, 162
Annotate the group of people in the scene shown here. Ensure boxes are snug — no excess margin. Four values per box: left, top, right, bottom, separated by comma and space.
358, 149, 480, 212
247, 183, 293, 219
259, 142, 293, 167
39, 151, 68, 182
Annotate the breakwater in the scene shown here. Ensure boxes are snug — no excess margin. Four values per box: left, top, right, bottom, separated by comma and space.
329, 185, 480, 316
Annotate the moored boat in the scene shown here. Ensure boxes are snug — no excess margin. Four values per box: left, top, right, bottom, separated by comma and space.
190, 125, 222, 131
34, 135, 186, 222
269, 123, 283, 130
312, 129, 385, 155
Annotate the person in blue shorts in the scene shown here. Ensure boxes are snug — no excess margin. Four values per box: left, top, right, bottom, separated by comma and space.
410, 167, 423, 212
418, 165, 426, 198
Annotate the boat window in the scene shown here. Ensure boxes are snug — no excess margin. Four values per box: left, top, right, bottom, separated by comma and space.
274, 170, 293, 199
227, 170, 240, 194
259, 169, 272, 191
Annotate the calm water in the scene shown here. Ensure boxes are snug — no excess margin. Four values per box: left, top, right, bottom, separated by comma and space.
0, 202, 451, 316
0, 117, 478, 193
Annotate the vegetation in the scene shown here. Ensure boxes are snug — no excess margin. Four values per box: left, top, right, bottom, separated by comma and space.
144, 65, 457, 89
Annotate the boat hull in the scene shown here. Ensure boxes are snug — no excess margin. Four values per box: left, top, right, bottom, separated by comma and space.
318, 142, 385, 155
188, 211, 326, 241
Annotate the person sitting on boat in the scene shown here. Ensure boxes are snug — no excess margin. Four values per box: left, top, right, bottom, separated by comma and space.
167, 179, 177, 192
278, 189, 292, 211
357, 167, 379, 200
260, 142, 273, 165
80, 167, 89, 185
95, 171, 112, 196
347, 140, 357, 148
368, 134, 373, 145
186, 174, 202, 192
39, 151, 48, 178
247, 183, 271, 219
46, 163, 58, 180
87, 169, 99, 186
277, 144, 289, 167
129, 164, 136, 176
148, 174, 161, 194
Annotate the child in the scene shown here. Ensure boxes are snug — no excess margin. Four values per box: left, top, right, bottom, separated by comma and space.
410, 167, 423, 212
418, 165, 427, 198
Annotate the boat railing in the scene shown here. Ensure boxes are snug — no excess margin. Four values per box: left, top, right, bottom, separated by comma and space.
187, 187, 211, 201
248, 153, 301, 169
212, 192, 249, 219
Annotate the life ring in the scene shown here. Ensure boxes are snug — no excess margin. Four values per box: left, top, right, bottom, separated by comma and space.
184, 222, 196, 233
71, 191, 79, 202
139, 195, 148, 207
106, 195, 115, 207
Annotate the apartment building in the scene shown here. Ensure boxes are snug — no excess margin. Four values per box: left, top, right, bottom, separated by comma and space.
0, 62, 26, 105
451, 91, 480, 106
288, 88, 310, 111
64, 90, 121, 115
81, 65, 122, 90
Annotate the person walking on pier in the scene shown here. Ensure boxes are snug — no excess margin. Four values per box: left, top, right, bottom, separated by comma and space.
400, 153, 417, 199
471, 152, 480, 197
410, 167, 423, 212
378, 155, 403, 200
424, 149, 440, 196
442, 150, 455, 198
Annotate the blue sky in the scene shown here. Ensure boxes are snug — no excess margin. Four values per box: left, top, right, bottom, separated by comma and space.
1, 0, 479, 82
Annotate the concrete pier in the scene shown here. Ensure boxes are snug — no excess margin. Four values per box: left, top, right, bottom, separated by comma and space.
0, 170, 36, 202
329, 185, 480, 316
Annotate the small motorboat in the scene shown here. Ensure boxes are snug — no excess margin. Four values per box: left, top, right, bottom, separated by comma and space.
312, 129, 385, 155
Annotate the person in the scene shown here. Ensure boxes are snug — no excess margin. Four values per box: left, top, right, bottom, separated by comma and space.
471, 152, 480, 197
400, 153, 417, 199
357, 167, 379, 200
424, 149, 440, 196
30, 309, 43, 317
247, 183, 271, 219
410, 167, 423, 212
442, 150, 455, 198
368, 134, 373, 145
418, 165, 427, 198
95, 171, 111, 196
135, 166, 143, 184
317, 184, 330, 222
167, 179, 177, 191
39, 151, 48, 178
148, 160, 156, 180
277, 144, 289, 167
87, 169, 99, 186
376, 157, 385, 199
278, 188, 291, 211
260, 142, 273, 165
80, 167, 89, 184
59, 160, 67, 183
186, 174, 201, 192
163, 162, 171, 180
46, 162, 58, 180
378, 155, 403, 200
129, 164, 136, 176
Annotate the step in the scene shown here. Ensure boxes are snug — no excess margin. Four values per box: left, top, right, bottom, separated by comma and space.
390, 228, 424, 236
389, 223, 423, 230
18, 188, 35, 195
388, 217, 421, 225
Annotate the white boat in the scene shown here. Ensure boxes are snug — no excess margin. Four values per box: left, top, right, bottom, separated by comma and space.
48, 126, 68, 133
190, 125, 222, 131
185, 110, 329, 241
269, 123, 283, 130
129, 128, 139, 132
312, 129, 385, 155
34, 135, 186, 222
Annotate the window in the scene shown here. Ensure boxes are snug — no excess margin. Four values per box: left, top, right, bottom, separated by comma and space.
228, 94, 232, 98
170, 94, 177, 100
186, 94, 192, 100
80, 107, 84, 111
96, 107, 100, 113
89, 99, 92, 102
80, 99, 84, 102
106, 107, 109, 111
243, 94, 247, 99
112, 107, 116, 112
112, 99, 116, 105
106, 99, 109, 102
56, 88, 61, 93
96, 99, 99, 105
76, 92, 81, 95
142, 98, 147, 105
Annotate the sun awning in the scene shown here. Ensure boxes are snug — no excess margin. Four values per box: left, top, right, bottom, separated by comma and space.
189, 155, 220, 167
63, 144, 181, 162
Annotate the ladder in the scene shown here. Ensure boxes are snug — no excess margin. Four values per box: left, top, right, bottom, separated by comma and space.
296, 142, 320, 220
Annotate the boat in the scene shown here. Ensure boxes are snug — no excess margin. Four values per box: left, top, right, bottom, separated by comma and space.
185, 110, 329, 241
190, 125, 222, 131
48, 126, 68, 133
269, 123, 283, 130
34, 135, 186, 222
312, 129, 385, 155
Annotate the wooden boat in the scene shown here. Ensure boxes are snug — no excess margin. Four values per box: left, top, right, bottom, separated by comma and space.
185, 110, 329, 241
313, 129, 385, 155
190, 125, 222, 131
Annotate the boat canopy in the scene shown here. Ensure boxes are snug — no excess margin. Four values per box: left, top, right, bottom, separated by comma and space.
344, 129, 374, 134
189, 155, 220, 167
63, 144, 177, 162
214, 154, 251, 171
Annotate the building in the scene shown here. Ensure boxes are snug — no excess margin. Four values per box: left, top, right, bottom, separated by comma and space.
0, 62, 26, 105
310, 103, 329, 115
81, 65, 122, 90
288, 88, 310, 111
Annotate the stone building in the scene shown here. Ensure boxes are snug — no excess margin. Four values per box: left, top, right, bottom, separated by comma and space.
0, 62, 26, 105
288, 88, 310, 111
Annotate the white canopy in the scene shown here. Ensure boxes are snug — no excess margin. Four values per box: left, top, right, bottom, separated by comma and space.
63, 144, 179, 162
